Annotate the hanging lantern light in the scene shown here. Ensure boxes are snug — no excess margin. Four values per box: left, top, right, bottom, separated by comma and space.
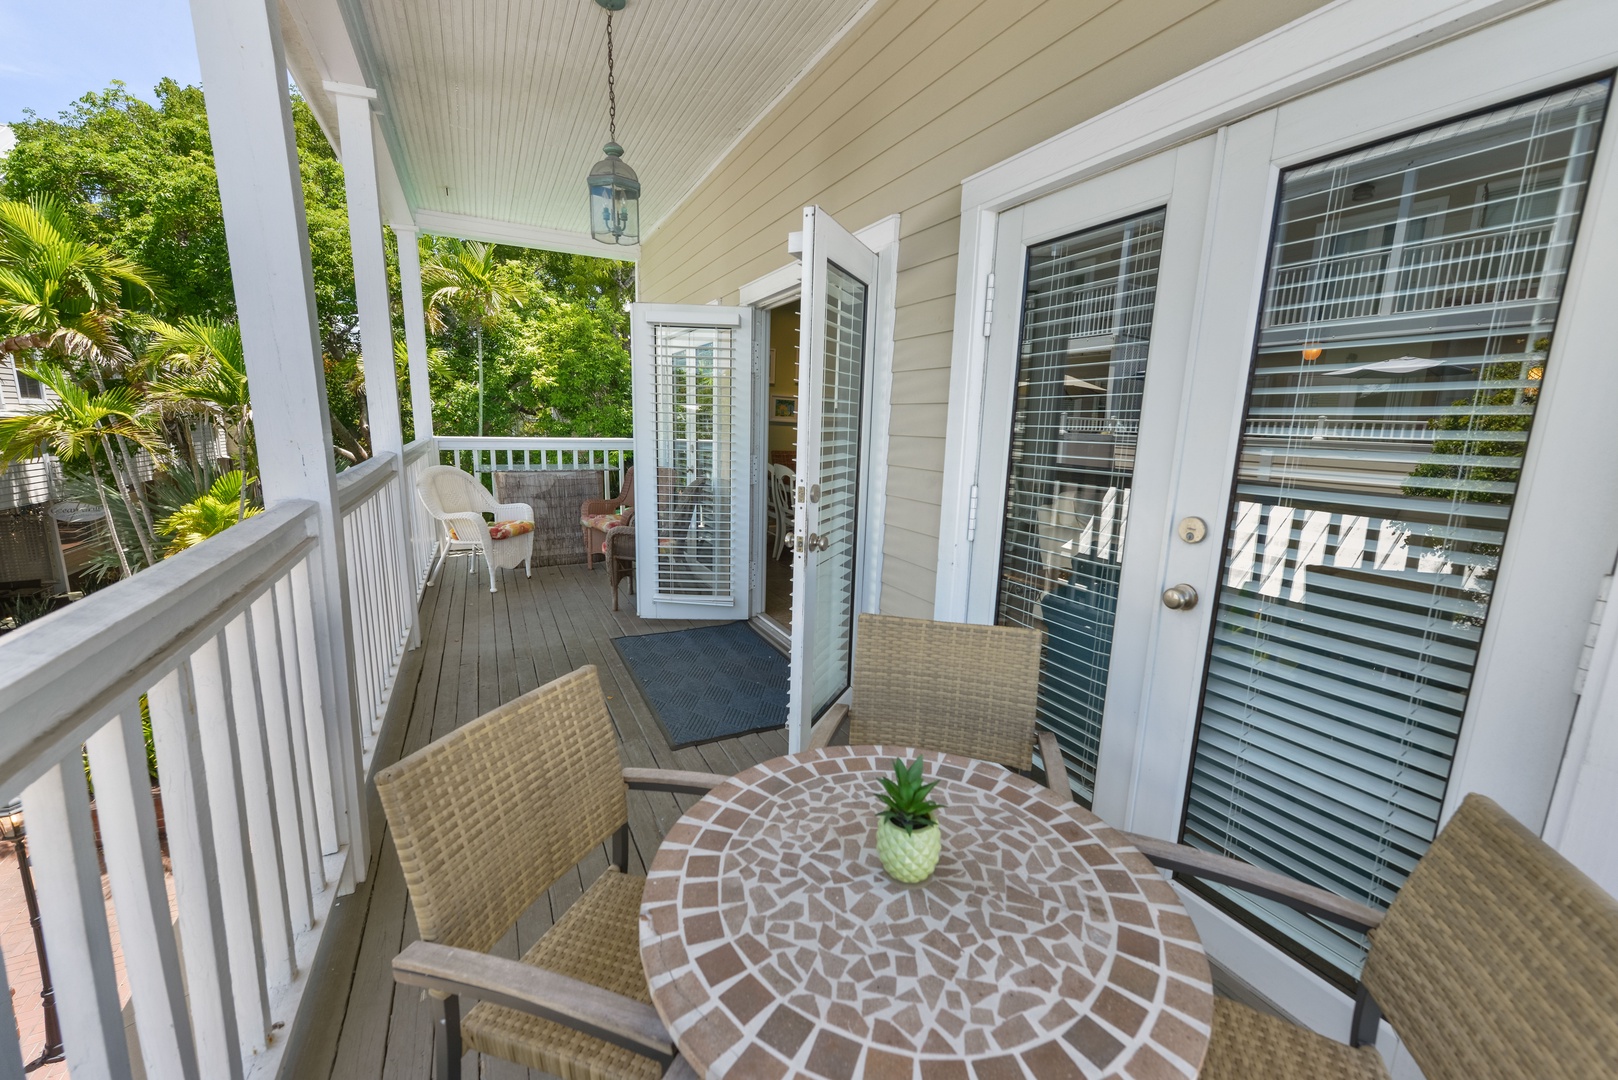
588, 0, 640, 245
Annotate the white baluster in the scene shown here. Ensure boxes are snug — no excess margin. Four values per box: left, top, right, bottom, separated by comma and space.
85, 703, 201, 1080
250, 591, 314, 933
222, 613, 296, 990
190, 634, 271, 1051
22, 754, 134, 1079
146, 664, 245, 1079
274, 577, 327, 890
290, 558, 339, 856
0, 948, 28, 1079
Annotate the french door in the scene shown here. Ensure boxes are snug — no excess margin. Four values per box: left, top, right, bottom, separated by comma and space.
971, 12, 1618, 1012
968, 140, 1218, 804
786, 207, 882, 750
629, 305, 755, 621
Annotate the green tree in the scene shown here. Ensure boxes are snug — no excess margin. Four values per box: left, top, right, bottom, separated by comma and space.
422, 239, 527, 436
0, 194, 164, 562
2, 81, 372, 461
146, 317, 255, 518
0, 364, 164, 577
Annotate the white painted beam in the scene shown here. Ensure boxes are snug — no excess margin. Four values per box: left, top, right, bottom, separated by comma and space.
413, 210, 637, 261
328, 83, 404, 460
393, 225, 434, 438
187, 0, 366, 878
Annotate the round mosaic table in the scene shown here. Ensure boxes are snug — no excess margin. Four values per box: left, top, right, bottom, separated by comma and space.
639, 746, 1215, 1079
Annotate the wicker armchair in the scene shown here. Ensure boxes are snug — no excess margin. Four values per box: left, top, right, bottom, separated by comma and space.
581, 466, 635, 570
377, 665, 728, 1080
806, 613, 1072, 799
1120, 794, 1618, 1079
416, 465, 534, 593
607, 524, 635, 611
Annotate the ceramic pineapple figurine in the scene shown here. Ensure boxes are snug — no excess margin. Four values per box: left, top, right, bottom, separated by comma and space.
876, 758, 943, 883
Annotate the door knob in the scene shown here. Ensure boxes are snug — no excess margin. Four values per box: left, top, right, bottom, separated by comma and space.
1162, 584, 1199, 611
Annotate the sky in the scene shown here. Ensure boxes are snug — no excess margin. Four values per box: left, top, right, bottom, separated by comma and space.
0, 0, 202, 124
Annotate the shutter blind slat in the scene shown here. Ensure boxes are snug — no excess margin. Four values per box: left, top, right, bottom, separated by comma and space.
1183, 78, 1610, 982
995, 208, 1168, 803
650, 325, 736, 602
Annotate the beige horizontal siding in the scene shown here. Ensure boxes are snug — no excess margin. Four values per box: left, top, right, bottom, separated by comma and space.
639, 0, 1326, 618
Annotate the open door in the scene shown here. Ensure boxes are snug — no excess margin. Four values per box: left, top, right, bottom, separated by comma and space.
787, 207, 882, 749
630, 304, 755, 621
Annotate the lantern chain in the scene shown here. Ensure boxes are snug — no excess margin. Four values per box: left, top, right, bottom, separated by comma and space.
606, 10, 617, 145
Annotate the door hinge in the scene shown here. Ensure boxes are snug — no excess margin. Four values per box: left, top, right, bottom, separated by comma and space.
982, 273, 995, 338
1575, 574, 1613, 695
966, 483, 980, 542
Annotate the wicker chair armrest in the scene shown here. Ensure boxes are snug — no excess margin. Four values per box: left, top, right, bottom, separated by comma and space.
1035, 730, 1073, 802
393, 941, 676, 1064
1119, 833, 1385, 931
806, 703, 850, 750
439, 511, 492, 548
609, 525, 637, 555
492, 500, 534, 522
623, 767, 730, 795
581, 497, 624, 516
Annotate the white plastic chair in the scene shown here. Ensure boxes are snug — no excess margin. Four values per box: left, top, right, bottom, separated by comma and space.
415, 465, 534, 592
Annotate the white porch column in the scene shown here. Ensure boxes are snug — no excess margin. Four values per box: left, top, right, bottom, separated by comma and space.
393, 223, 434, 439
326, 82, 404, 459
187, 0, 366, 879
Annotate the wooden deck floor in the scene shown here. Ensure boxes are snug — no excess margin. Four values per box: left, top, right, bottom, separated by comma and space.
283, 556, 788, 1080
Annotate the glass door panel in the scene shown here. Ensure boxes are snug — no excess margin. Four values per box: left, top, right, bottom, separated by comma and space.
788, 207, 881, 749
1183, 79, 1610, 983
630, 305, 754, 621
996, 209, 1167, 803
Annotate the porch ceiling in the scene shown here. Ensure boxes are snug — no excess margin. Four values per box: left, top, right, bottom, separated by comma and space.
319, 0, 872, 249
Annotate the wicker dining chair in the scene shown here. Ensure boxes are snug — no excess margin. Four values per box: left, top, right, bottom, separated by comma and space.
377, 665, 729, 1080
805, 613, 1072, 798
1120, 793, 1618, 1079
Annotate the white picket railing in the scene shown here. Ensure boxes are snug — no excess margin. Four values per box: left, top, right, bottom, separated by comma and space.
403, 437, 439, 596
0, 501, 354, 1079
436, 436, 633, 499
336, 450, 430, 762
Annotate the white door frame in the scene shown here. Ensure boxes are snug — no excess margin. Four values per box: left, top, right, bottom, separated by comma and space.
630, 303, 756, 621
935, 0, 1618, 1061
738, 214, 901, 628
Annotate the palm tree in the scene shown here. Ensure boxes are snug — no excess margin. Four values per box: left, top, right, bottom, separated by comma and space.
160, 471, 261, 554
0, 195, 154, 363
0, 364, 165, 578
0, 195, 164, 563
421, 239, 527, 436
145, 317, 254, 519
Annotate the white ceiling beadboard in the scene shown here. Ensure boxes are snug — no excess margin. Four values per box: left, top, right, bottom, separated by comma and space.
338, 0, 872, 242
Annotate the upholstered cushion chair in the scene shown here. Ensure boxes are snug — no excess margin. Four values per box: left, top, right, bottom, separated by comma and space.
581, 466, 635, 570
806, 613, 1071, 798
1122, 793, 1618, 1079
377, 665, 725, 1079
416, 465, 534, 593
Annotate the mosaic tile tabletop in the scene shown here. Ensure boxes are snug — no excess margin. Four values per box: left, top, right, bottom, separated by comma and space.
640, 746, 1214, 1079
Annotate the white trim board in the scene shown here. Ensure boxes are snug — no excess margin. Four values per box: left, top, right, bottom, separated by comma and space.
412, 210, 638, 261
738, 214, 900, 306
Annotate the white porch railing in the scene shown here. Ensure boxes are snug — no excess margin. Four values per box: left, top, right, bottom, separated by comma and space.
0, 501, 354, 1079
336, 448, 434, 761
436, 436, 633, 499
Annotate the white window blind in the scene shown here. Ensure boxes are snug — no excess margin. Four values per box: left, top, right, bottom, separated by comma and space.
1184, 79, 1610, 983
807, 262, 868, 719
650, 324, 736, 602
996, 209, 1166, 802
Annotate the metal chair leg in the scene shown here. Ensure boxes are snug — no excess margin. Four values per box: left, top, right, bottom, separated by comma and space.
436, 993, 462, 1080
